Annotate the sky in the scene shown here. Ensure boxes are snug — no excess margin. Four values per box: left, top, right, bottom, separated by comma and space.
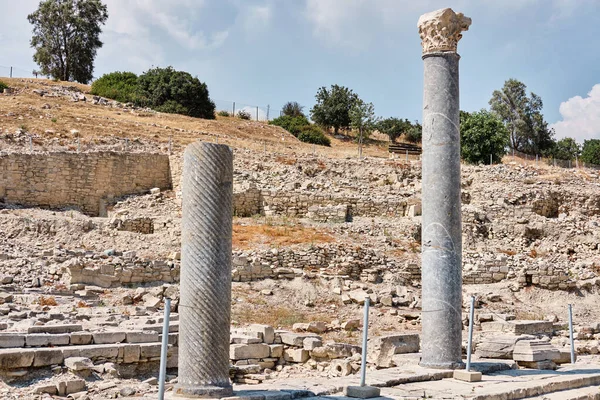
0, 0, 599, 143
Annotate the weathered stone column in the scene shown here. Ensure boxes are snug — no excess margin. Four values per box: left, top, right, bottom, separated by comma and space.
174, 142, 233, 398
417, 8, 471, 369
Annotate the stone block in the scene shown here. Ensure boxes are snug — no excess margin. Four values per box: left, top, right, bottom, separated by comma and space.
78, 344, 120, 360
65, 378, 87, 394
126, 331, 159, 343
34, 384, 58, 395
513, 340, 560, 362
123, 344, 141, 363
28, 324, 83, 334
303, 337, 323, 351
279, 332, 320, 347
93, 331, 126, 344
344, 386, 381, 399
70, 332, 93, 345
33, 348, 64, 367
230, 344, 270, 360
0, 333, 25, 348
475, 335, 535, 359
453, 370, 482, 382
139, 343, 161, 359
64, 357, 93, 371
231, 336, 262, 344
269, 344, 284, 358
284, 348, 309, 363
367, 334, 420, 368
248, 324, 275, 344
0, 348, 34, 368
481, 320, 554, 335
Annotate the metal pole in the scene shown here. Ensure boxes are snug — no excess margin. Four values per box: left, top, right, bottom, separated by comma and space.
569, 304, 575, 364
232, 102, 235, 116
158, 298, 172, 400
256, 106, 259, 121
360, 297, 370, 387
466, 296, 475, 371
10, 67, 12, 78
267, 105, 270, 120
490, 153, 492, 165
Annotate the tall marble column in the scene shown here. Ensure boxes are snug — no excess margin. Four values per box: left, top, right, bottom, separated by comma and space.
175, 142, 234, 398
417, 8, 471, 369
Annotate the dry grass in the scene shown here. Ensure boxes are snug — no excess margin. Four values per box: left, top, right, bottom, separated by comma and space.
233, 304, 334, 329
232, 223, 335, 250
38, 296, 58, 306
0, 78, 392, 159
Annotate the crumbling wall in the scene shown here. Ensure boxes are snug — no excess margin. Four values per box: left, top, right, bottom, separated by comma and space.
0, 152, 171, 216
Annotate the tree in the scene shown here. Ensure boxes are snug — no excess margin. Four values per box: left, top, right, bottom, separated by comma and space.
581, 139, 600, 165
91, 71, 138, 103
28, 0, 108, 83
460, 109, 509, 165
489, 79, 554, 155
136, 66, 215, 119
269, 115, 310, 136
310, 85, 359, 134
551, 137, 580, 161
377, 117, 412, 142
281, 101, 304, 117
405, 122, 422, 144
349, 99, 378, 158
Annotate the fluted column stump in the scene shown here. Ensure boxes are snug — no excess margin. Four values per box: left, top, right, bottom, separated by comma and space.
174, 142, 234, 398
417, 8, 471, 369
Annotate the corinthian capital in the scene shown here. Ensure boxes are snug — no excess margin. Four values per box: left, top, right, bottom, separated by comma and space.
418, 8, 471, 55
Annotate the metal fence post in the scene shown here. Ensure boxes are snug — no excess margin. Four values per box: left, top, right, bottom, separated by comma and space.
466, 296, 475, 371
232, 102, 235, 116
360, 297, 370, 387
256, 106, 259, 121
569, 304, 575, 364
158, 298, 172, 400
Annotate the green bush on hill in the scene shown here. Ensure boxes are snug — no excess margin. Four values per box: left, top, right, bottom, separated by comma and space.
298, 125, 331, 147
269, 115, 310, 136
91, 71, 138, 103
217, 110, 230, 117
136, 67, 215, 119
0, 80, 8, 92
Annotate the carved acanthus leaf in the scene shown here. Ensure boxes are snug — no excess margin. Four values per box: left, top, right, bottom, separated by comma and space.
418, 8, 471, 55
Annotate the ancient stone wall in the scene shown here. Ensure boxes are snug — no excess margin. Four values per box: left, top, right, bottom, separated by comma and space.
0, 152, 171, 216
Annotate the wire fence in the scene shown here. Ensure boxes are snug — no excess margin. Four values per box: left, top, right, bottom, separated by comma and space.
507, 148, 600, 171
213, 99, 285, 122
0, 65, 42, 79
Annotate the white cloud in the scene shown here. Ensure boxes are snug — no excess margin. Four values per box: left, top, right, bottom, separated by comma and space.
303, 0, 587, 50
550, 84, 600, 143
240, 4, 272, 37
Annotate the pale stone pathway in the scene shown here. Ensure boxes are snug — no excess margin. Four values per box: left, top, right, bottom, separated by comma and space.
232, 364, 600, 400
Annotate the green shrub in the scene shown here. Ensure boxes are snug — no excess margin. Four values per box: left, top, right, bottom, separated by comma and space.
298, 125, 331, 147
269, 115, 310, 136
136, 66, 215, 119
217, 110, 230, 117
405, 125, 422, 143
237, 110, 251, 120
0, 80, 8, 92
91, 71, 138, 103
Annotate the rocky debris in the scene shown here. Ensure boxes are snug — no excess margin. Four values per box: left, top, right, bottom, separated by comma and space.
367, 334, 420, 368
513, 340, 561, 370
